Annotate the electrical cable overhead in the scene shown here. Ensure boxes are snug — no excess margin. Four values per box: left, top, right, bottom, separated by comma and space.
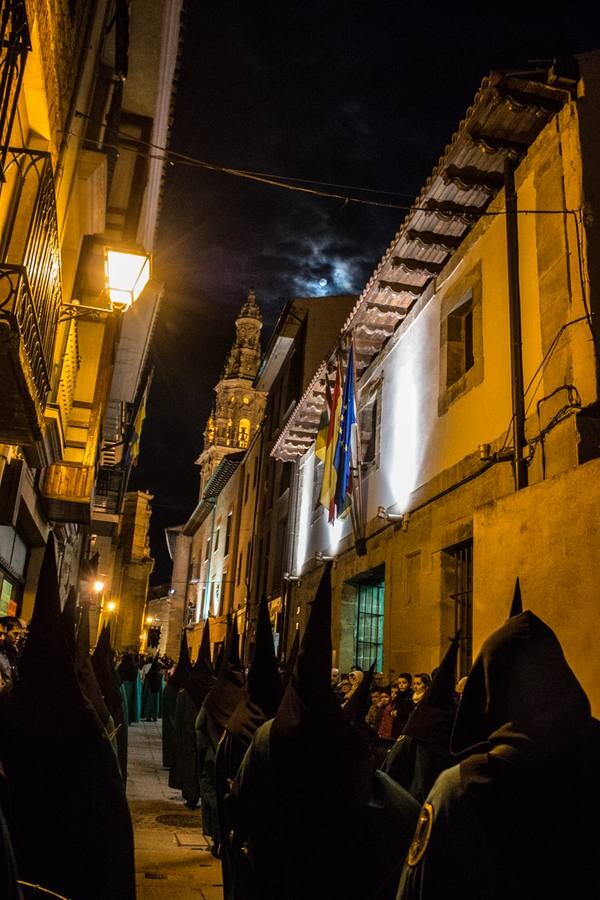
70, 112, 583, 218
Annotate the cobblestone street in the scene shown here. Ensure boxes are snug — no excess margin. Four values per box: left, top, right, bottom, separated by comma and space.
127, 722, 223, 900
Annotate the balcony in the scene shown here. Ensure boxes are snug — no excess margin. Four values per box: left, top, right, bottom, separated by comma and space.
0, 147, 62, 445
41, 462, 95, 524
0, 2, 30, 181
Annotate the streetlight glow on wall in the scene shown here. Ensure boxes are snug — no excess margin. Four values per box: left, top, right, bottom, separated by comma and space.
105, 247, 152, 310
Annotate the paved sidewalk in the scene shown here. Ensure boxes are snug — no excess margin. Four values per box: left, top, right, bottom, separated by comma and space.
127, 720, 224, 900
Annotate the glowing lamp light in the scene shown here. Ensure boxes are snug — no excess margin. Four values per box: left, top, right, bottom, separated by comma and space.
105, 248, 151, 310
106, 601, 117, 612
93, 580, 105, 593
146, 615, 154, 625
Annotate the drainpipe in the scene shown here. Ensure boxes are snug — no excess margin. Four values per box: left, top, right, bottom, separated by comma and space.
504, 158, 528, 491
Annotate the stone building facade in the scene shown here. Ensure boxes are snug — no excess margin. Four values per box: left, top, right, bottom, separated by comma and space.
273, 54, 600, 712
0, 0, 183, 647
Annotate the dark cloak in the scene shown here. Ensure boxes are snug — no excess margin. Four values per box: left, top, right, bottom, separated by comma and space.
397, 611, 600, 900
234, 563, 419, 900
0, 765, 23, 900
384, 633, 460, 803
60, 585, 78, 658
162, 630, 192, 768
92, 624, 128, 783
118, 653, 142, 723
196, 614, 245, 841
74, 602, 112, 727
141, 653, 163, 719
0, 536, 135, 900
280, 627, 300, 691
219, 596, 283, 898
168, 620, 215, 798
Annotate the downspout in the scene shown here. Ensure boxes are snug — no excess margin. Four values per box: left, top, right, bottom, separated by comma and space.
279, 458, 300, 661
504, 158, 528, 491
243, 425, 265, 661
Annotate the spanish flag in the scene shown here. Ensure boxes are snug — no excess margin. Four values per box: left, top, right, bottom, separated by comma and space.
315, 378, 331, 462
319, 359, 342, 521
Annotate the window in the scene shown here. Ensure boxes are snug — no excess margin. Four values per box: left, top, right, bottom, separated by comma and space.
253, 457, 258, 487
236, 550, 243, 586
446, 295, 474, 388
438, 265, 483, 414
224, 512, 232, 557
238, 417, 251, 449
214, 528, 220, 553
204, 537, 211, 561
442, 539, 473, 676
244, 473, 250, 504
355, 579, 385, 671
358, 378, 382, 469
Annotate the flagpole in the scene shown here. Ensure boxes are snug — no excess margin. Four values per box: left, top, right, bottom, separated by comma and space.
350, 335, 367, 556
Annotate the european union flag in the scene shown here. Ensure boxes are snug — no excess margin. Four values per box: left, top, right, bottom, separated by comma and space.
333, 345, 356, 515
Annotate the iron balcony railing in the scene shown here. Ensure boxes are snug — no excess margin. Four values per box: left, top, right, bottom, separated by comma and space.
0, 1, 30, 180
0, 147, 62, 410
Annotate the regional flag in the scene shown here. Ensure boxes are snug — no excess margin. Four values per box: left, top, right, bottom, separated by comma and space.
319, 360, 342, 521
315, 377, 331, 462
333, 345, 357, 514
129, 373, 152, 467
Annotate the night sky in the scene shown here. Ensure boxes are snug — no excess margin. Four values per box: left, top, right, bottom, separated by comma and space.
129, 2, 599, 584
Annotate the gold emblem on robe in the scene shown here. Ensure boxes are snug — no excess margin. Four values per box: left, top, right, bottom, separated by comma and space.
407, 802, 434, 867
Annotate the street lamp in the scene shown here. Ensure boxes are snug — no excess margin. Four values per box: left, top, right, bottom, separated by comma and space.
105, 247, 152, 310
59, 246, 152, 321
93, 580, 105, 594
106, 601, 117, 612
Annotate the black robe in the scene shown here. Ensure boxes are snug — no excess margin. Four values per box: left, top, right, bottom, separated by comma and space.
397, 611, 600, 900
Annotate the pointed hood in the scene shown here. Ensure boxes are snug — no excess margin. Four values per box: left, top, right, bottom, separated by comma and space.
194, 617, 214, 677
74, 603, 111, 726
270, 563, 372, 805
281, 627, 300, 691
202, 613, 245, 728
118, 652, 139, 682
182, 619, 215, 709
0, 535, 135, 899
343, 660, 376, 725
450, 612, 592, 759
226, 596, 283, 746
14, 535, 99, 739
167, 630, 192, 693
145, 651, 163, 692
91, 624, 122, 717
403, 632, 461, 759
509, 577, 523, 618
61, 586, 78, 658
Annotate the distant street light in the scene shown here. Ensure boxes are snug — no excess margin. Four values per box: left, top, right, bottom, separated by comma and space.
106, 601, 117, 612
93, 580, 105, 593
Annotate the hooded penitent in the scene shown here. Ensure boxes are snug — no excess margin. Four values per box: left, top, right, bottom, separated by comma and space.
384, 633, 460, 804
202, 614, 245, 728
219, 598, 283, 898
196, 615, 245, 841
60, 585, 78, 658
450, 612, 591, 759
92, 624, 128, 782
226, 595, 282, 747
141, 652, 163, 720
281, 627, 300, 691
169, 619, 216, 802
74, 601, 112, 727
235, 563, 419, 900
508, 577, 522, 618
398, 610, 600, 900
161, 630, 192, 768
0, 536, 135, 899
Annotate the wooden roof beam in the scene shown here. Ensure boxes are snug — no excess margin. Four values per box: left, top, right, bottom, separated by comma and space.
379, 279, 423, 295
443, 164, 504, 193
495, 83, 564, 114
467, 128, 528, 158
391, 257, 445, 276
405, 230, 464, 252
423, 198, 483, 223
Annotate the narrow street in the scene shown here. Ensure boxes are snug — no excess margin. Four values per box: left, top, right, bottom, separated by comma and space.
127, 722, 223, 900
